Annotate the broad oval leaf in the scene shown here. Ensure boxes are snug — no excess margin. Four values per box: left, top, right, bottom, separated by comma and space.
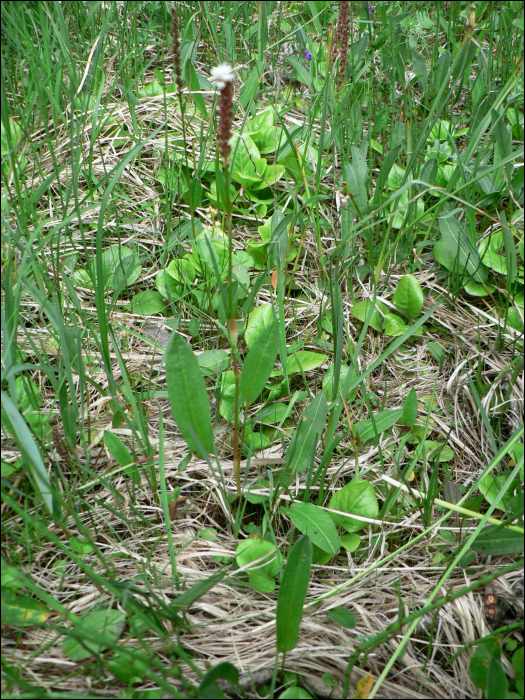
196, 349, 230, 377
72, 245, 142, 291
327, 479, 379, 533
281, 502, 340, 555
463, 280, 496, 297
419, 440, 454, 463
470, 638, 501, 689
239, 321, 280, 405
155, 268, 181, 299
326, 606, 357, 628
340, 533, 360, 552
286, 351, 328, 375
350, 300, 388, 332
131, 290, 166, 315
235, 538, 281, 592
392, 274, 424, 317
478, 471, 513, 512
276, 535, 313, 652
62, 609, 126, 661
254, 401, 291, 424
165, 333, 214, 457
383, 313, 408, 336
245, 304, 274, 348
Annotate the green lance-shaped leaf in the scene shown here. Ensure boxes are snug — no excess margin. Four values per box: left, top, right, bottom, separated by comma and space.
411, 49, 428, 93
276, 534, 313, 653
239, 320, 280, 405
354, 408, 403, 443
470, 526, 524, 556
400, 388, 418, 427
170, 571, 226, 611
165, 333, 214, 458
438, 212, 488, 283
285, 393, 328, 473
1, 391, 54, 516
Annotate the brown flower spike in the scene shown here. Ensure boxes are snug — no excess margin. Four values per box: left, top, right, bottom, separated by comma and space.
211, 64, 234, 168
333, 1, 351, 91
170, 6, 184, 94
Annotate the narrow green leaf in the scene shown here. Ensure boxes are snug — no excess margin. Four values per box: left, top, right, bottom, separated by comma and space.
276, 535, 313, 653
281, 502, 339, 555
372, 145, 401, 205
104, 431, 133, 466
470, 526, 524, 555
392, 274, 424, 318
1, 589, 52, 627
400, 388, 418, 427
411, 49, 428, 93
345, 162, 368, 216
239, 321, 280, 405
165, 333, 214, 457
185, 61, 207, 117
439, 212, 488, 283
1, 391, 54, 516
352, 35, 368, 65
239, 63, 266, 110
283, 55, 312, 88
427, 341, 446, 363
501, 216, 517, 283
491, 108, 513, 181
432, 50, 450, 93
198, 662, 239, 699
420, 157, 438, 186
170, 571, 226, 611
354, 408, 403, 443
285, 393, 328, 473
486, 658, 508, 700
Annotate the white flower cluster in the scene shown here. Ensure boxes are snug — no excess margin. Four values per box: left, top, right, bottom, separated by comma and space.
210, 64, 234, 90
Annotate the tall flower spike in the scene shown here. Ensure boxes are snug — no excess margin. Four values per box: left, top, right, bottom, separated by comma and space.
333, 1, 351, 91
212, 64, 234, 167
170, 6, 184, 93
